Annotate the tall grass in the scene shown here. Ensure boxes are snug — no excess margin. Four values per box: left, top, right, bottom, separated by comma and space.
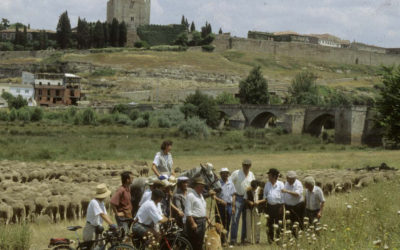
0, 224, 31, 250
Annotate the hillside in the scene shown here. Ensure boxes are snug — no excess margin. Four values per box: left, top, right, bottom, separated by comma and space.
0, 49, 382, 104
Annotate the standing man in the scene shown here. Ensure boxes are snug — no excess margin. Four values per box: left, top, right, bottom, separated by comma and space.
111, 171, 134, 234
185, 177, 208, 250
152, 140, 175, 178
213, 168, 236, 246
282, 171, 305, 230
258, 168, 284, 243
304, 176, 325, 224
83, 184, 116, 242
230, 159, 255, 245
173, 176, 190, 228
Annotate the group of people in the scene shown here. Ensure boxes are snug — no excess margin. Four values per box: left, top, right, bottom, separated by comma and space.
81, 140, 326, 249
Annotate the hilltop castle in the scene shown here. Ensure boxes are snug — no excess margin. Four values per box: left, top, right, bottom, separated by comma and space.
107, 0, 151, 30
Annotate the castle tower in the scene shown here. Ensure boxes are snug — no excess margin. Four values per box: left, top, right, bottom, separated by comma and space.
107, 0, 151, 30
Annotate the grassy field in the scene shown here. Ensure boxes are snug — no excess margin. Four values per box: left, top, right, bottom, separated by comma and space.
4, 173, 399, 249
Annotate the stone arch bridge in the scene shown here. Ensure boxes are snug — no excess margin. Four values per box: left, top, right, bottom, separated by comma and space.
218, 104, 378, 145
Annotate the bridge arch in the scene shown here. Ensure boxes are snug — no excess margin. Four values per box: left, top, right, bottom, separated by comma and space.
249, 111, 277, 128
305, 113, 335, 136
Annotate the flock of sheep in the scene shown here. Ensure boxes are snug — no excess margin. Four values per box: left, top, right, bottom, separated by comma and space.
0, 160, 398, 225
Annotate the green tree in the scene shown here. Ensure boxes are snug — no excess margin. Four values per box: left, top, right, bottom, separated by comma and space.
288, 71, 319, 105
238, 66, 270, 104
21, 26, 28, 47
110, 18, 119, 47
174, 32, 188, 46
376, 66, 400, 145
1, 18, 10, 29
14, 26, 21, 45
77, 18, 90, 49
94, 21, 105, 48
201, 22, 212, 38
118, 21, 127, 47
219, 28, 223, 34
216, 92, 240, 104
103, 22, 110, 46
56, 11, 72, 49
190, 21, 196, 33
10, 95, 28, 109
182, 90, 220, 128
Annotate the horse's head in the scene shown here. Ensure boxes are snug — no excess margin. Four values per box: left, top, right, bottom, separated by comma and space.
200, 163, 222, 193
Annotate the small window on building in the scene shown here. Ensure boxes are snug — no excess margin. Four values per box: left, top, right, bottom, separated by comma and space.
56, 90, 60, 97
47, 97, 50, 101
16, 89, 20, 93
39, 82, 42, 85
48, 82, 50, 86
25, 90, 29, 94
47, 90, 51, 96
58, 82, 61, 86
131, 16, 134, 22
130, 1, 135, 8
38, 89, 42, 95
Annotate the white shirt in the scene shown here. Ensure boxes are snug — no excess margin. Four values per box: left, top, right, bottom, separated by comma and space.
283, 179, 304, 206
139, 189, 152, 206
86, 199, 107, 226
305, 186, 325, 210
185, 190, 206, 218
230, 170, 255, 196
136, 200, 164, 227
218, 179, 236, 203
263, 181, 284, 205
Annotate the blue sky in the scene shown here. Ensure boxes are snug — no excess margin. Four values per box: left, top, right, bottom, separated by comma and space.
0, 0, 399, 47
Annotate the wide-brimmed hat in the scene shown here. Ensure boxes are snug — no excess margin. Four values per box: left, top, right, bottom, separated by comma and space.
94, 184, 111, 199
192, 177, 206, 186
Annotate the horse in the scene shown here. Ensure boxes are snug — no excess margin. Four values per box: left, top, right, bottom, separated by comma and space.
130, 163, 222, 217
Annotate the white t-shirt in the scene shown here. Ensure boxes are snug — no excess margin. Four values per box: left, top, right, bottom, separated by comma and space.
283, 179, 304, 206
185, 190, 206, 218
136, 200, 164, 227
139, 189, 152, 206
230, 170, 255, 196
86, 199, 107, 226
305, 186, 325, 210
263, 181, 284, 205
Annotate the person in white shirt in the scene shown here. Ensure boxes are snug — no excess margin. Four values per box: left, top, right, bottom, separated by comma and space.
152, 140, 175, 178
212, 168, 236, 245
83, 184, 116, 242
185, 177, 208, 250
282, 171, 305, 230
258, 168, 284, 243
132, 189, 169, 241
229, 159, 255, 245
304, 176, 325, 224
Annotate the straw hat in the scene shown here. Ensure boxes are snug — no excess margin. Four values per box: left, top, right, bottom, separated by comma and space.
192, 177, 206, 186
94, 184, 111, 199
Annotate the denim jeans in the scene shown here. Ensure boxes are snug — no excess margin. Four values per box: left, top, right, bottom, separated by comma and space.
115, 216, 131, 235
230, 195, 246, 244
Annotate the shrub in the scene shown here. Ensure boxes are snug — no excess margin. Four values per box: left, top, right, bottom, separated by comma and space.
183, 90, 220, 128
30, 107, 43, 122
134, 40, 149, 48
0, 42, 14, 51
215, 92, 240, 105
6, 95, 28, 109
178, 117, 210, 138
132, 117, 148, 128
157, 117, 172, 128
150, 45, 187, 51
112, 113, 132, 125
288, 71, 319, 105
201, 44, 215, 52
82, 108, 97, 125
98, 114, 114, 125
14, 44, 25, 51
44, 111, 64, 120
150, 107, 185, 128
174, 32, 188, 46
0, 110, 9, 121
112, 104, 130, 115
244, 128, 266, 139
91, 68, 116, 77
17, 108, 31, 122
9, 108, 17, 121
129, 109, 140, 121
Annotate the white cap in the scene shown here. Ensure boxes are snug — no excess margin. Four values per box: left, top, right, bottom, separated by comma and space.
287, 171, 297, 178
220, 168, 230, 173
177, 176, 189, 182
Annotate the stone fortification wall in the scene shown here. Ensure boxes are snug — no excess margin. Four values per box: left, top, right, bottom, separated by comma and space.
213, 36, 400, 66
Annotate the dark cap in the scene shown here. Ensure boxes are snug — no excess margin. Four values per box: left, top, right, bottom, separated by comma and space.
242, 159, 252, 166
267, 168, 280, 176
